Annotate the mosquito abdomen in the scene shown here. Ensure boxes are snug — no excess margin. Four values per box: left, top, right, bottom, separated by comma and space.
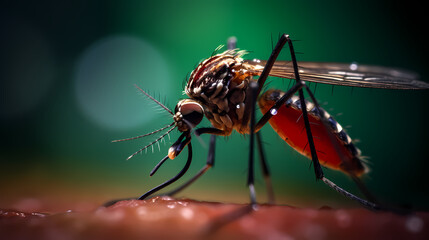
258, 89, 368, 176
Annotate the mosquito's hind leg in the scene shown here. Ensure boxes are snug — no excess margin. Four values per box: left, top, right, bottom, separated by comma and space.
350, 174, 380, 205
241, 34, 380, 211
282, 34, 382, 210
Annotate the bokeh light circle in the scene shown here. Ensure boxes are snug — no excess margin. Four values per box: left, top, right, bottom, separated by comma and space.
74, 36, 171, 130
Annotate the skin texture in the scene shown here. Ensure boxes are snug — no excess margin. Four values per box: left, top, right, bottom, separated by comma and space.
1, 197, 428, 240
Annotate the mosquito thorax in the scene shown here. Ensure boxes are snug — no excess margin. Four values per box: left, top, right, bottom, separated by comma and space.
184, 49, 261, 135
173, 99, 204, 132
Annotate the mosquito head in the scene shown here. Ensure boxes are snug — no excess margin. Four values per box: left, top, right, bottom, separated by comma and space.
174, 99, 204, 132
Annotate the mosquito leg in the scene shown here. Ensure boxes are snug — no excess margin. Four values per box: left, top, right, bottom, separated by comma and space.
195, 127, 228, 136
228, 34, 275, 204
282, 34, 324, 179
298, 89, 324, 179
138, 137, 193, 200
255, 80, 304, 132
303, 84, 347, 177
298, 68, 380, 211
202, 204, 255, 234
297, 88, 378, 210
227, 36, 237, 50
256, 34, 290, 95
303, 84, 381, 204
151, 126, 226, 197
102, 134, 190, 207
248, 81, 259, 205
166, 32, 232, 196
350, 174, 380, 205
256, 132, 275, 204
240, 33, 300, 131
283, 35, 381, 211
321, 177, 380, 210
249, 34, 380, 210
202, 38, 261, 233
203, 80, 260, 234
164, 135, 216, 197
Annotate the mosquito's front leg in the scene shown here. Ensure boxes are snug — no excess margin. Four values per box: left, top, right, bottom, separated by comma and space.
164, 135, 217, 197
138, 134, 193, 200
160, 127, 230, 197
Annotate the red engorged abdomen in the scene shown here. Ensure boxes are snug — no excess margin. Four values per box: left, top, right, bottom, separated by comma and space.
259, 98, 354, 172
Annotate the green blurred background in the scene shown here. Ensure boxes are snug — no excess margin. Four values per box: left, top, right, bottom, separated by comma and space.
1, 0, 428, 211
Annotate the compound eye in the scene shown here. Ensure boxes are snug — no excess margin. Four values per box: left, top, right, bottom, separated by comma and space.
179, 100, 204, 128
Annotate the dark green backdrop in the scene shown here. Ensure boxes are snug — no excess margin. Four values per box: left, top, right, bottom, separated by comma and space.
1, 0, 428, 209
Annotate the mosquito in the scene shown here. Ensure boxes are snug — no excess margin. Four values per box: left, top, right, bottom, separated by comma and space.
110, 34, 428, 213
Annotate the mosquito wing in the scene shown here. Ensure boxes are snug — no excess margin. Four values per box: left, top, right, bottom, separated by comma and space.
245, 60, 428, 90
